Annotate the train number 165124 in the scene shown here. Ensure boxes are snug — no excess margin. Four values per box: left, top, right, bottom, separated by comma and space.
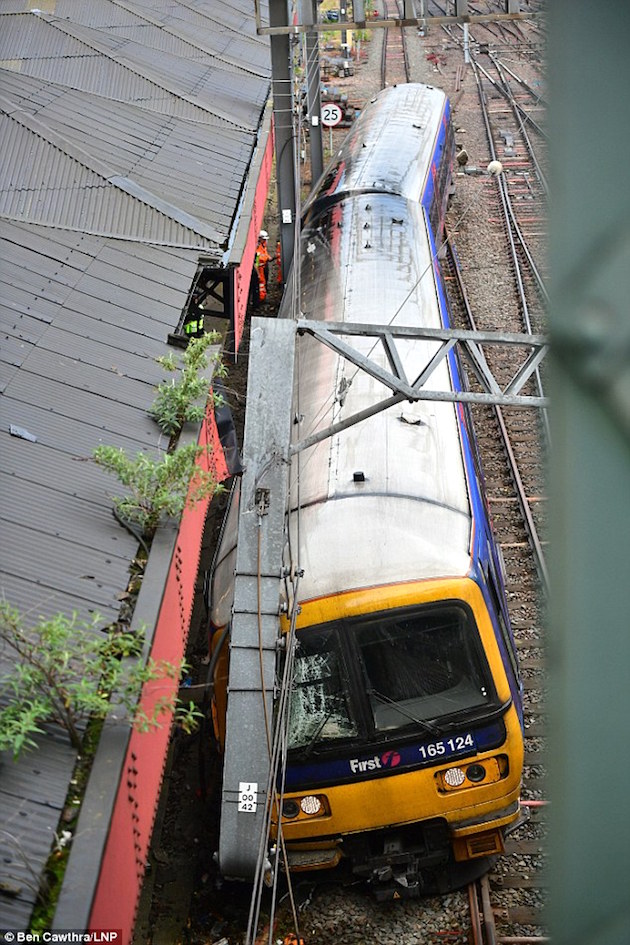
418, 733, 475, 760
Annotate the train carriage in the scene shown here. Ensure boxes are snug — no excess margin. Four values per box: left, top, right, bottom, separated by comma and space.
209, 83, 524, 898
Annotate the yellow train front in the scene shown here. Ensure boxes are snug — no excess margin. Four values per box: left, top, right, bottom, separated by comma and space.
273, 82, 524, 898
277, 574, 523, 897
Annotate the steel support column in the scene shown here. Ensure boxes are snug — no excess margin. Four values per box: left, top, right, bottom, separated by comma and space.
270, 0, 297, 281
218, 318, 295, 880
300, 0, 324, 185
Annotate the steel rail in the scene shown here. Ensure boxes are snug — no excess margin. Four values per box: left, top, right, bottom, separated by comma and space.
440, 11, 550, 938
432, 2, 546, 139
472, 59, 550, 449
381, 0, 411, 88
469, 880, 485, 945
446, 239, 549, 596
480, 873, 499, 945
474, 57, 546, 140
432, 0, 529, 52
490, 55, 548, 110
470, 51, 549, 306
487, 59, 548, 203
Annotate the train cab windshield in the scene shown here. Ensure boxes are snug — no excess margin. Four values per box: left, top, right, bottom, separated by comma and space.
287, 604, 500, 757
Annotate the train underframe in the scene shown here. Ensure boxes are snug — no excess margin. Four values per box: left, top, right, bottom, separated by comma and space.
282, 802, 524, 900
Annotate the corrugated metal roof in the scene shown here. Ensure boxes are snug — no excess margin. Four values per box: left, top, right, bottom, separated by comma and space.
0, 71, 254, 242
1, 0, 270, 77
0, 103, 225, 247
0, 730, 77, 925
46, 15, 269, 129
0, 1, 271, 926
0, 13, 251, 129
0, 221, 206, 928
0, 218, 202, 620
129, 0, 271, 75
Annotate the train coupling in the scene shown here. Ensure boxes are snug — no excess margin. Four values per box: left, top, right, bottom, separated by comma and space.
371, 866, 422, 902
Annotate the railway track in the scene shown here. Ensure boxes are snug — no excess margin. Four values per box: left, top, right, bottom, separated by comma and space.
444, 240, 548, 591
470, 56, 549, 563
381, 0, 411, 86
442, 228, 548, 939
439, 7, 549, 940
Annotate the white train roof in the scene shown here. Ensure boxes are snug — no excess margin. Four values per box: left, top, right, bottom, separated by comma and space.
304, 82, 449, 207
291, 150, 472, 607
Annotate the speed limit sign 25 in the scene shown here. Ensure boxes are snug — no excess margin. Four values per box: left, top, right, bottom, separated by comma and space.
321, 102, 343, 127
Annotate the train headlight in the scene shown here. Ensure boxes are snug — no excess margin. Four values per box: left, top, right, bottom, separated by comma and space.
466, 764, 487, 783
438, 758, 504, 792
282, 800, 300, 819
444, 767, 466, 787
300, 795, 322, 815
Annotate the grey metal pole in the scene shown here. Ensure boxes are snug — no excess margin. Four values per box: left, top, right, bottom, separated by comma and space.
218, 318, 296, 880
270, 0, 297, 282
340, 2, 348, 58
301, 0, 324, 186
455, 2, 469, 62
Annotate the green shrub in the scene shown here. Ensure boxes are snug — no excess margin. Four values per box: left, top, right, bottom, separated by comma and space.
93, 442, 221, 538
150, 332, 225, 437
0, 602, 202, 757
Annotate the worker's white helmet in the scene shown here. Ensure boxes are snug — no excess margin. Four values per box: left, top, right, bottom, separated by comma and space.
259, 230, 269, 240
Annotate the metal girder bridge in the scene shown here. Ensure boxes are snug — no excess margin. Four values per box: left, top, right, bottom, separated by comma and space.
218, 315, 548, 883
291, 319, 548, 453
258, 1, 532, 37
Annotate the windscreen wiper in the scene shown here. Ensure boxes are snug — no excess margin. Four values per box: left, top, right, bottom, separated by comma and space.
295, 709, 333, 762
369, 689, 442, 736
437, 697, 514, 731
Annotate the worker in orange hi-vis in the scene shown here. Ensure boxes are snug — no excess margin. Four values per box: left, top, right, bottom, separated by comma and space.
255, 229, 270, 301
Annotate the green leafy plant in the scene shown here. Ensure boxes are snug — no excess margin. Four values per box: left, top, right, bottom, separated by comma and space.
150, 332, 225, 437
0, 602, 202, 758
93, 442, 222, 538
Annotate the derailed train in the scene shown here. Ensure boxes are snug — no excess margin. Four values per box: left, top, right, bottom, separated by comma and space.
209, 83, 524, 899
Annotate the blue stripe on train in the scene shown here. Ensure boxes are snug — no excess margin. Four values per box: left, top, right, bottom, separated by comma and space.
285, 720, 506, 791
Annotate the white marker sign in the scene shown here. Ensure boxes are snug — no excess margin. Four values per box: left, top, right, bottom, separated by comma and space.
238, 781, 258, 813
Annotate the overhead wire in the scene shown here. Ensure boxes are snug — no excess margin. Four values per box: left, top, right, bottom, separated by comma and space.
240, 9, 545, 942
264, 46, 309, 943
258, 102, 495, 944
244, 48, 308, 943
245, 570, 304, 945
